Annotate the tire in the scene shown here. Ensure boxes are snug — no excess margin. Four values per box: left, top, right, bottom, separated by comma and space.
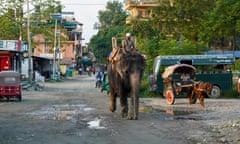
166, 90, 175, 105
17, 95, 22, 102
210, 85, 221, 98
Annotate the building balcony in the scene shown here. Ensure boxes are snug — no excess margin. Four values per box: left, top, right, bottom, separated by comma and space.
126, 15, 149, 24
125, 0, 159, 10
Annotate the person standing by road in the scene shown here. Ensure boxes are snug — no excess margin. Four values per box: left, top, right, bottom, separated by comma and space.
92, 67, 96, 75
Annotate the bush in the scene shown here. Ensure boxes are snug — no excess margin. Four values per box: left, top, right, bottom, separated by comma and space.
220, 84, 240, 98
140, 74, 162, 98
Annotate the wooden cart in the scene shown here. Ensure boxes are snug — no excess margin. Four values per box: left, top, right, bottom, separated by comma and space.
162, 64, 197, 105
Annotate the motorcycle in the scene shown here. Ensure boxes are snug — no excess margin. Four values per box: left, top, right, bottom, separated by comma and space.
96, 78, 102, 88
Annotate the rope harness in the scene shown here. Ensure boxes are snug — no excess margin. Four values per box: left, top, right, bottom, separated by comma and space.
193, 82, 212, 96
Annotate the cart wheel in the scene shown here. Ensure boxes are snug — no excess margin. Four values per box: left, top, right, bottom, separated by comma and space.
166, 90, 175, 105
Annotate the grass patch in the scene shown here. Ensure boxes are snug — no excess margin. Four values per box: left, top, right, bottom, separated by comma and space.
141, 106, 153, 112
45, 79, 64, 83
140, 75, 162, 98
220, 85, 240, 98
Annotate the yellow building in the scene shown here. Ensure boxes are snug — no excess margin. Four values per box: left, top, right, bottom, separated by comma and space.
125, 0, 174, 24
125, 0, 159, 24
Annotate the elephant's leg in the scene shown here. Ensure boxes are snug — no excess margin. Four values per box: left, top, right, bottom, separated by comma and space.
109, 90, 116, 112
120, 91, 128, 118
128, 94, 139, 120
128, 96, 134, 120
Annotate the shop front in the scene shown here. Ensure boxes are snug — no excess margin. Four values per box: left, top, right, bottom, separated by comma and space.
0, 40, 23, 73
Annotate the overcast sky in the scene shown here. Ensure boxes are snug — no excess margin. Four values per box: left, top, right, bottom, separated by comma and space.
60, 0, 124, 44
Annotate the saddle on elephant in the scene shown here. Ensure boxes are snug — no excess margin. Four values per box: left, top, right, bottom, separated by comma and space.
108, 47, 122, 63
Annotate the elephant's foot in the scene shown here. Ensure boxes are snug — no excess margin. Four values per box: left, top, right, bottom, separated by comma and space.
127, 115, 138, 120
109, 98, 116, 112
120, 107, 128, 118
127, 111, 138, 120
109, 102, 116, 112
120, 112, 128, 118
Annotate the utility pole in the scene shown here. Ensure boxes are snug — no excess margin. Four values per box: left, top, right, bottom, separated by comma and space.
57, 30, 61, 66
52, 19, 57, 79
51, 13, 62, 79
27, 0, 32, 83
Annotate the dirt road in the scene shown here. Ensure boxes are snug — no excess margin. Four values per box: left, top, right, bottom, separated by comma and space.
0, 74, 239, 144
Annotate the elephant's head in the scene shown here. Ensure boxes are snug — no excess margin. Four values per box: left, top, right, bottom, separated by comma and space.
117, 54, 146, 81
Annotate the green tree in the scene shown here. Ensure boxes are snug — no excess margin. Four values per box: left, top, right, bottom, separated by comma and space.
90, 1, 127, 63
30, 0, 63, 52
0, 0, 62, 45
0, 0, 24, 39
125, 0, 214, 72
203, 0, 240, 50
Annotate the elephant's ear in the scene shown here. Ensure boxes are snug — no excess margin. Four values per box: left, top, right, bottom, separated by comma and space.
112, 58, 125, 80
119, 56, 128, 71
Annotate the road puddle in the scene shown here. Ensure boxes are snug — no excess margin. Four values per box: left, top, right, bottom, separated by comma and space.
25, 104, 93, 120
139, 106, 203, 121
87, 117, 105, 129
25, 104, 106, 129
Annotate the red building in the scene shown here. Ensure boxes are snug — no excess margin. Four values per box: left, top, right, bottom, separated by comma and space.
0, 40, 23, 72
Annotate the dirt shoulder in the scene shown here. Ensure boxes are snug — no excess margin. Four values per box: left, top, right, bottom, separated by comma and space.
143, 98, 240, 143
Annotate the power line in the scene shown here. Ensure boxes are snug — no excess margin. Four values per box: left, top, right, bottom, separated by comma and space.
62, 3, 105, 6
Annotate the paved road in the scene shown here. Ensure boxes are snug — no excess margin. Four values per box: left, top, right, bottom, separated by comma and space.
0, 74, 239, 144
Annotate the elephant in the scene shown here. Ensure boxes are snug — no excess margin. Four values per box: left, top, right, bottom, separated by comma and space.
107, 50, 146, 120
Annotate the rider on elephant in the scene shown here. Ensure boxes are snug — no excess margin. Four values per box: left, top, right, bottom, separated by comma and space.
122, 33, 136, 55
107, 33, 142, 62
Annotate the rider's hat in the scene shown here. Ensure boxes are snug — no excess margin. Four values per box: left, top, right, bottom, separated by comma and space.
126, 33, 131, 37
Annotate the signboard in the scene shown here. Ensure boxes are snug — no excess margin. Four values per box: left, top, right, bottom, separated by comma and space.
156, 54, 235, 66
0, 40, 27, 52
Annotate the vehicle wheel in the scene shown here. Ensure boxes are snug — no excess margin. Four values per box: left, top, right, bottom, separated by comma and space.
17, 95, 22, 102
166, 90, 175, 105
210, 85, 221, 98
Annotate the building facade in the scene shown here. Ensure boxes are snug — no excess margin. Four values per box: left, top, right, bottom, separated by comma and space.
0, 40, 24, 72
31, 12, 84, 79
125, 0, 160, 24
